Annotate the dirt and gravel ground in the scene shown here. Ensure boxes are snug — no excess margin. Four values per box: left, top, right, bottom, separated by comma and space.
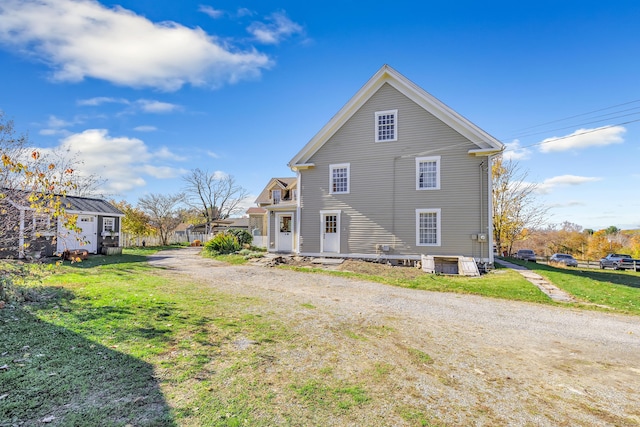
148, 247, 640, 426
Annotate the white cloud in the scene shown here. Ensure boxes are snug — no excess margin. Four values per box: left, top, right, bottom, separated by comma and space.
136, 99, 181, 113
548, 200, 586, 208
0, 0, 272, 91
139, 164, 187, 179
198, 5, 224, 19
77, 96, 129, 106
501, 139, 532, 161
539, 126, 626, 153
237, 8, 254, 18
247, 11, 304, 45
39, 128, 71, 137
536, 175, 601, 194
133, 125, 157, 132
78, 97, 180, 114
47, 115, 75, 128
39, 114, 84, 135
53, 129, 184, 194
207, 150, 220, 159
213, 170, 228, 180
155, 146, 186, 161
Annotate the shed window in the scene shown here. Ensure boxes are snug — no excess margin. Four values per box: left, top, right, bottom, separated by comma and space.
103, 217, 115, 232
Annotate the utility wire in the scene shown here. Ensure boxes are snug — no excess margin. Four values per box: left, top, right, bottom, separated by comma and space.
502, 110, 640, 140
502, 118, 640, 153
505, 99, 640, 134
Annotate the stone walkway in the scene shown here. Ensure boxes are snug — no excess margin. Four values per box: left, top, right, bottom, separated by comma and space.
495, 258, 576, 302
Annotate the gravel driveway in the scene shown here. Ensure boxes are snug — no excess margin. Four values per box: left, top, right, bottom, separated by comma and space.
148, 247, 640, 426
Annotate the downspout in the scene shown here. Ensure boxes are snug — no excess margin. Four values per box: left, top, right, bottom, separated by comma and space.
479, 160, 484, 261
296, 170, 302, 254
487, 155, 496, 264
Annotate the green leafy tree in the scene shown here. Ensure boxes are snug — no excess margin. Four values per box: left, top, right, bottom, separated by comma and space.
111, 200, 154, 245
1, 112, 79, 300
492, 157, 547, 255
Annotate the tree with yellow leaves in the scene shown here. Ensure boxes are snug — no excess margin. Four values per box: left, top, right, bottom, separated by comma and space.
492, 156, 548, 256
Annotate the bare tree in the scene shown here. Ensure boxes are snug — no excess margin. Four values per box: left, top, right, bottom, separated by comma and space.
492, 157, 547, 256
137, 193, 185, 245
182, 169, 249, 233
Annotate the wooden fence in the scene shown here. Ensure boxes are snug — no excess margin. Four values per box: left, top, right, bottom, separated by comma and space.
120, 232, 268, 249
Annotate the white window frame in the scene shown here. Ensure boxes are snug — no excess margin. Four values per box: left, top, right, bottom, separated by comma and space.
32, 213, 53, 235
416, 208, 441, 247
375, 109, 398, 142
272, 189, 281, 204
103, 217, 116, 233
329, 163, 350, 194
416, 156, 441, 190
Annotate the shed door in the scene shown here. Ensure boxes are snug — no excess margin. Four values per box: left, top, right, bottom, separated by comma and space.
57, 215, 98, 254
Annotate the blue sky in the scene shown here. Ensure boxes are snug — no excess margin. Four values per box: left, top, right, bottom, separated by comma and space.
1, 0, 639, 230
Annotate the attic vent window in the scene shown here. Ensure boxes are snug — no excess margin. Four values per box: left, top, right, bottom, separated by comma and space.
375, 109, 398, 142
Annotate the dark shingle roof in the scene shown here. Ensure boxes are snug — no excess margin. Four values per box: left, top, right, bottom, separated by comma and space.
61, 195, 124, 216
2, 188, 123, 216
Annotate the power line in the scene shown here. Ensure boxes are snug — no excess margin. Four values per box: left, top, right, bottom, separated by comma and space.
505, 99, 640, 135
502, 118, 640, 153
502, 109, 640, 141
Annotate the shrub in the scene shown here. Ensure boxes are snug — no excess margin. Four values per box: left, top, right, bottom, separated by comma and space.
227, 228, 253, 246
204, 232, 240, 255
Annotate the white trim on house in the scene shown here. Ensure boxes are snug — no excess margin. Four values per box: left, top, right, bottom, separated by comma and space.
416, 208, 441, 247
415, 156, 441, 190
375, 109, 398, 142
296, 171, 302, 253
289, 65, 503, 168
329, 163, 350, 194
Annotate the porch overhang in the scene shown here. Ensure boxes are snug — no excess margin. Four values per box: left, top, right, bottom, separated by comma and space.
289, 163, 315, 171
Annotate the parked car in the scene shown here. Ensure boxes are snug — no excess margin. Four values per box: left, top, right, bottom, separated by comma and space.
599, 253, 640, 271
515, 249, 537, 262
550, 253, 578, 267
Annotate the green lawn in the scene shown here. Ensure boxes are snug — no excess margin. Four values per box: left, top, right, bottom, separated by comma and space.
1, 249, 638, 426
500, 258, 640, 315
283, 263, 552, 304
0, 249, 387, 426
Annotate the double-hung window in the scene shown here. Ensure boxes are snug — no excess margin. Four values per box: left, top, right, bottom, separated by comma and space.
103, 217, 115, 233
416, 208, 441, 246
272, 189, 281, 204
416, 156, 440, 190
329, 163, 350, 194
375, 110, 398, 142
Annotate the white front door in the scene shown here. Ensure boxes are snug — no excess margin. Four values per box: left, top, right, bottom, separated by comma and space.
321, 212, 340, 253
276, 213, 293, 252
57, 215, 98, 253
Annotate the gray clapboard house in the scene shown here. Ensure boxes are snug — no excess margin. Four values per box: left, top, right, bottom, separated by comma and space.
276, 65, 503, 268
251, 178, 297, 251
1, 191, 124, 259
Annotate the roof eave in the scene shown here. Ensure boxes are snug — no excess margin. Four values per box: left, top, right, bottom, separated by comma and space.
288, 65, 504, 165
